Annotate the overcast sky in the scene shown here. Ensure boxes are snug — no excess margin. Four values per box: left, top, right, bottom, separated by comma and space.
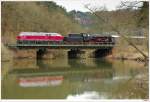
51, 0, 123, 12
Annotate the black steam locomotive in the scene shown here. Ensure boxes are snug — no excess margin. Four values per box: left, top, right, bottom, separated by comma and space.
64, 33, 115, 44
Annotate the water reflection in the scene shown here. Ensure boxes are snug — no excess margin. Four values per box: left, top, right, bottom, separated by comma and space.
66, 91, 107, 99
10, 58, 114, 75
36, 59, 49, 69
18, 76, 63, 87
68, 59, 87, 68
2, 58, 148, 99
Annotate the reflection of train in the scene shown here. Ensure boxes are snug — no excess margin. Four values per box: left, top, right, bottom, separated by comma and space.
18, 76, 63, 87
17, 32, 116, 44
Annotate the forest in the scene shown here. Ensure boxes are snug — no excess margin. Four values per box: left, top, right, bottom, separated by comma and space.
1, 1, 84, 43
1, 1, 149, 60
2, 1, 148, 44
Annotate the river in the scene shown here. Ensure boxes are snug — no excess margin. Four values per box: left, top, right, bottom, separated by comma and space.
1, 58, 148, 99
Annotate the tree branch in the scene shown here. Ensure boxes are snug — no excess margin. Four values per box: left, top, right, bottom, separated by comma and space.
84, 5, 148, 60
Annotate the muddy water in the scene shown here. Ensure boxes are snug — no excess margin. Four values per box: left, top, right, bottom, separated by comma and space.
1, 58, 148, 99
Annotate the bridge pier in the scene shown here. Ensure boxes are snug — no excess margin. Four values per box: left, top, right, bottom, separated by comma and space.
68, 49, 85, 59
13, 49, 36, 59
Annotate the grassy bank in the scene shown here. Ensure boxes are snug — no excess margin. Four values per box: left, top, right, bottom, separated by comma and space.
1, 43, 13, 61
107, 44, 148, 62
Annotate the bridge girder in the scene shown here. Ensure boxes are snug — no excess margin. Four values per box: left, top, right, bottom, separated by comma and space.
8, 44, 115, 49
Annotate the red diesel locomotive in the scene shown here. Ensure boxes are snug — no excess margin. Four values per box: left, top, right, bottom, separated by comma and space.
17, 32, 64, 44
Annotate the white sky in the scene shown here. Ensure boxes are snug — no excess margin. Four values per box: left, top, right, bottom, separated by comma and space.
51, 0, 123, 12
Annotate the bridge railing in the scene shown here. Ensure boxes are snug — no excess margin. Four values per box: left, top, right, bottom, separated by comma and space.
15, 42, 115, 46
7, 41, 116, 49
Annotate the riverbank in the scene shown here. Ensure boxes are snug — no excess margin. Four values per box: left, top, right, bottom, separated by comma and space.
106, 45, 148, 62
1, 43, 13, 62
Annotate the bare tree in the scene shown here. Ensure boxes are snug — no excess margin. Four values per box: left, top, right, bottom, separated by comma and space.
118, 1, 143, 9
84, 4, 148, 60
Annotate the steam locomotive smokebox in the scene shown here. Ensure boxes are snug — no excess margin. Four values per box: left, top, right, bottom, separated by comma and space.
68, 49, 85, 59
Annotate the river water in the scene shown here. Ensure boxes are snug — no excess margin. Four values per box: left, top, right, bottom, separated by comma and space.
1, 58, 148, 99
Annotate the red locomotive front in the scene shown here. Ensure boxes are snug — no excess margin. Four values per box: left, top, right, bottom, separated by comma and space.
17, 32, 64, 44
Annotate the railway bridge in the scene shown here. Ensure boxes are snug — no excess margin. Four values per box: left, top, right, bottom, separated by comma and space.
7, 43, 115, 59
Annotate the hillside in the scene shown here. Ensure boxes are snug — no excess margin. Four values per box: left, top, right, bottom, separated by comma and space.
68, 2, 148, 35
2, 1, 84, 44
69, 11, 94, 27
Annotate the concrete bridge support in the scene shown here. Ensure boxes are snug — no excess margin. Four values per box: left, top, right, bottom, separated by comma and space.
68, 49, 86, 59
13, 49, 36, 59
11, 47, 113, 59
37, 49, 71, 60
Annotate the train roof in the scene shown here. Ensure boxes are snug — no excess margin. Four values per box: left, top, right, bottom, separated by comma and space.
90, 34, 117, 37
19, 32, 62, 36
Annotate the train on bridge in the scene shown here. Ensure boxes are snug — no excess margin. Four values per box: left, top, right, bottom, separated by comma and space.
17, 32, 115, 45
